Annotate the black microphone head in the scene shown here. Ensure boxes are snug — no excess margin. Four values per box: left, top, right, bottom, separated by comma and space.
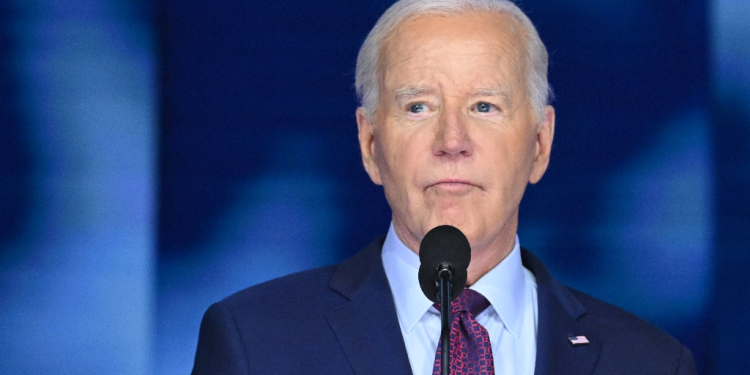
418, 225, 471, 303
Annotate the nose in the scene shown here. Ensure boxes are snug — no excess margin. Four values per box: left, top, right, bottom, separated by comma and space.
432, 109, 473, 158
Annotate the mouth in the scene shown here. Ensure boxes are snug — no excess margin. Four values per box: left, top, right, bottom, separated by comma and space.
426, 179, 483, 193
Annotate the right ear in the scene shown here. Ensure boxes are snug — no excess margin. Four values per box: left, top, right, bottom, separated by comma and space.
356, 107, 383, 185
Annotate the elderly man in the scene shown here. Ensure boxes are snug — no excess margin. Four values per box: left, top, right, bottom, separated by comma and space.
192, 0, 697, 374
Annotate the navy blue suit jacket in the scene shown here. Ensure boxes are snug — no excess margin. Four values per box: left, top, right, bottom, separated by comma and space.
192, 238, 697, 374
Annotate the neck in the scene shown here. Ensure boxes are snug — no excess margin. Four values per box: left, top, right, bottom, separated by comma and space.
464, 234, 515, 285
392, 218, 518, 286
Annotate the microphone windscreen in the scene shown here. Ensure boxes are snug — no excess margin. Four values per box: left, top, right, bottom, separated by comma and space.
418, 225, 471, 303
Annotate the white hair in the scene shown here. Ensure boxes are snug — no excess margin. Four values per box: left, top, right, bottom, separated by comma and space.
355, 0, 552, 122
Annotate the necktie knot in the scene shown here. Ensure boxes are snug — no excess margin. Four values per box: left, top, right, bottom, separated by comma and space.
432, 289, 495, 375
434, 288, 491, 317
454, 288, 491, 316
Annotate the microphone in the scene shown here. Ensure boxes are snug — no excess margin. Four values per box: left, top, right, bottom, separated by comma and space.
418, 225, 471, 303
418, 225, 471, 375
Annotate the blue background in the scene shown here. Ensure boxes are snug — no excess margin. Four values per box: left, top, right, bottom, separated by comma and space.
1, 0, 748, 374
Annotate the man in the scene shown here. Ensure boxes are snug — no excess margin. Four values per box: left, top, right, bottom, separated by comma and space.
192, 0, 697, 374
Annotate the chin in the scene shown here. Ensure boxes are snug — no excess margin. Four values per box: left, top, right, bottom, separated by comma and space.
429, 216, 479, 239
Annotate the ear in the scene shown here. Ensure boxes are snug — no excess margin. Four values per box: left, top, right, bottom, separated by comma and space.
529, 105, 555, 184
356, 107, 383, 185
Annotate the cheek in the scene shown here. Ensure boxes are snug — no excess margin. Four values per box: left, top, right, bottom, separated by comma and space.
506, 125, 537, 165
378, 129, 424, 176
373, 133, 408, 191
376, 132, 435, 211
484, 132, 536, 190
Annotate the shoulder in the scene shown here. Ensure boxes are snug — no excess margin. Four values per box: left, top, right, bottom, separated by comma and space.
218, 263, 343, 317
522, 248, 697, 374
523, 248, 678, 342
192, 264, 352, 374
569, 287, 683, 347
192, 239, 390, 374
208, 265, 342, 325
216, 236, 386, 316
569, 287, 696, 373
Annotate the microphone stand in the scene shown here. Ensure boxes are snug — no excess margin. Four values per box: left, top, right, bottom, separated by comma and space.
438, 265, 453, 375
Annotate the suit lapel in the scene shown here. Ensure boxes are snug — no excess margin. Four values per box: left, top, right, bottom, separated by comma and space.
325, 239, 413, 375
324, 242, 602, 375
522, 250, 602, 375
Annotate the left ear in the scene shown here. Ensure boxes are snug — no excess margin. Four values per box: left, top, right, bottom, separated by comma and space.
529, 105, 555, 184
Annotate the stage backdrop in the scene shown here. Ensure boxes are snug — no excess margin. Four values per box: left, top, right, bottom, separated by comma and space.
0, 0, 748, 374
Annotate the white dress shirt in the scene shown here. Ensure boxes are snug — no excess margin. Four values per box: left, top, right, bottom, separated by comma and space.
381, 223, 538, 375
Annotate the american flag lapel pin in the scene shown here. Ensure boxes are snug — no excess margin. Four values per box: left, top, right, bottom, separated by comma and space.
568, 335, 590, 346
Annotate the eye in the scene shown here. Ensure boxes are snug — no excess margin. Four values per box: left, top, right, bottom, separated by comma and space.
408, 103, 427, 113
474, 102, 497, 113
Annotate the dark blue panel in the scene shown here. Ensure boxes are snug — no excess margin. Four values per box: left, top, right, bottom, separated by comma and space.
0, 1, 31, 251
157, 1, 726, 373
712, 93, 750, 375
158, 0, 395, 257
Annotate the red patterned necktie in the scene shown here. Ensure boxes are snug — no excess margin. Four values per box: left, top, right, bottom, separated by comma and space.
432, 288, 495, 375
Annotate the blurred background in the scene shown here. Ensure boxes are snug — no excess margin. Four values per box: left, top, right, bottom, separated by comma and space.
0, 0, 748, 373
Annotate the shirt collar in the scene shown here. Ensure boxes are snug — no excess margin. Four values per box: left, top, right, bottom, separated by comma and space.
468, 234, 527, 339
381, 222, 528, 339
381, 223, 433, 334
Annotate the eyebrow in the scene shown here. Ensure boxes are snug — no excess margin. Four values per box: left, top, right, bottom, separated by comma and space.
392, 85, 513, 105
394, 86, 432, 100
472, 87, 510, 98
472, 86, 512, 106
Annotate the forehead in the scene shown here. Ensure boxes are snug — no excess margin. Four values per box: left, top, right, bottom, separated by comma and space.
379, 11, 526, 93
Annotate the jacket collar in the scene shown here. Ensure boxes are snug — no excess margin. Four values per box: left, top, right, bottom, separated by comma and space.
324, 239, 602, 375
326, 238, 413, 375
522, 249, 602, 375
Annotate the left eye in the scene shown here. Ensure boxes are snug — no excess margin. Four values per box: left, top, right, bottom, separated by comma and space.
474, 102, 495, 113
408, 103, 427, 113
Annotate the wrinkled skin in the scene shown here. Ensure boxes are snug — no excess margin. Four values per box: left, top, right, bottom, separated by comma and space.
357, 11, 555, 284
